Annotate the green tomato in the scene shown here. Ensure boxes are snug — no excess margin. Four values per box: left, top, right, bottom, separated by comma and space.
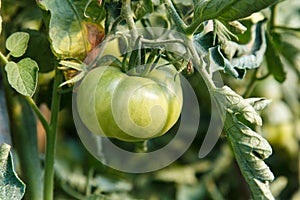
76, 65, 183, 142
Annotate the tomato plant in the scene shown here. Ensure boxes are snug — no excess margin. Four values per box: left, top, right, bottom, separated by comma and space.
0, 0, 299, 200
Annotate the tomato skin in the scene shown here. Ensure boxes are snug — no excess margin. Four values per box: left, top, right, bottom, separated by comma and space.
77, 65, 183, 142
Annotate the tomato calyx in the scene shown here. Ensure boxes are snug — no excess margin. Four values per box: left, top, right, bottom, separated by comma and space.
57, 29, 195, 88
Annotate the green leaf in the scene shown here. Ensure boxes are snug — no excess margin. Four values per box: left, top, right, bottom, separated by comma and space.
209, 46, 246, 79
219, 0, 279, 21
265, 33, 286, 83
227, 21, 267, 68
5, 32, 30, 57
0, 143, 26, 200
37, 0, 92, 59
215, 86, 263, 125
271, 32, 299, 69
193, 0, 236, 22
5, 58, 39, 97
193, 0, 279, 22
225, 115, 275, 199
212, 86, 275, 199
206, 21, 267, 79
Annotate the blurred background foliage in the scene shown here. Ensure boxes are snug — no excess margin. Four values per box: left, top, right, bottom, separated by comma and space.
0, 0, 299, 199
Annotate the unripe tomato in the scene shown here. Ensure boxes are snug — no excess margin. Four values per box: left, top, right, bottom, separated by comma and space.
76, 65, 183, 142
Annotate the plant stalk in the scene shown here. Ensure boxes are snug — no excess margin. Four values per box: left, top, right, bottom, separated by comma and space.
186, 39, 216, 90
163, 0, 188, 34
122, 0, 138, 41
43, 67, 63, 200
162, 0, 216, 91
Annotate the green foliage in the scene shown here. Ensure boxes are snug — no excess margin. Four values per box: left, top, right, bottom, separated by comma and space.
213, 86, 274, 199
3, 32, 39, 97
265, 33, 286, 83
193, 0, 279, 22
196, 21, 267, 79
6, 32, 29, 57
0, 143, 25, 200
218, 0, 279, 21
37, 0, 92, 59
225, 115, 274, 199
270, 32, 299, 77
193, 0, 236, 22
5, 58, 39, 97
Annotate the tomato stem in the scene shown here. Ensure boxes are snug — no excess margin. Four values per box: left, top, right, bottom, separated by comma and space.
186, 38, 217, 91
43, 67, 63, 200
122, 0, 138, 42
163, 0, 188, 34
162, 2, 216, 91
